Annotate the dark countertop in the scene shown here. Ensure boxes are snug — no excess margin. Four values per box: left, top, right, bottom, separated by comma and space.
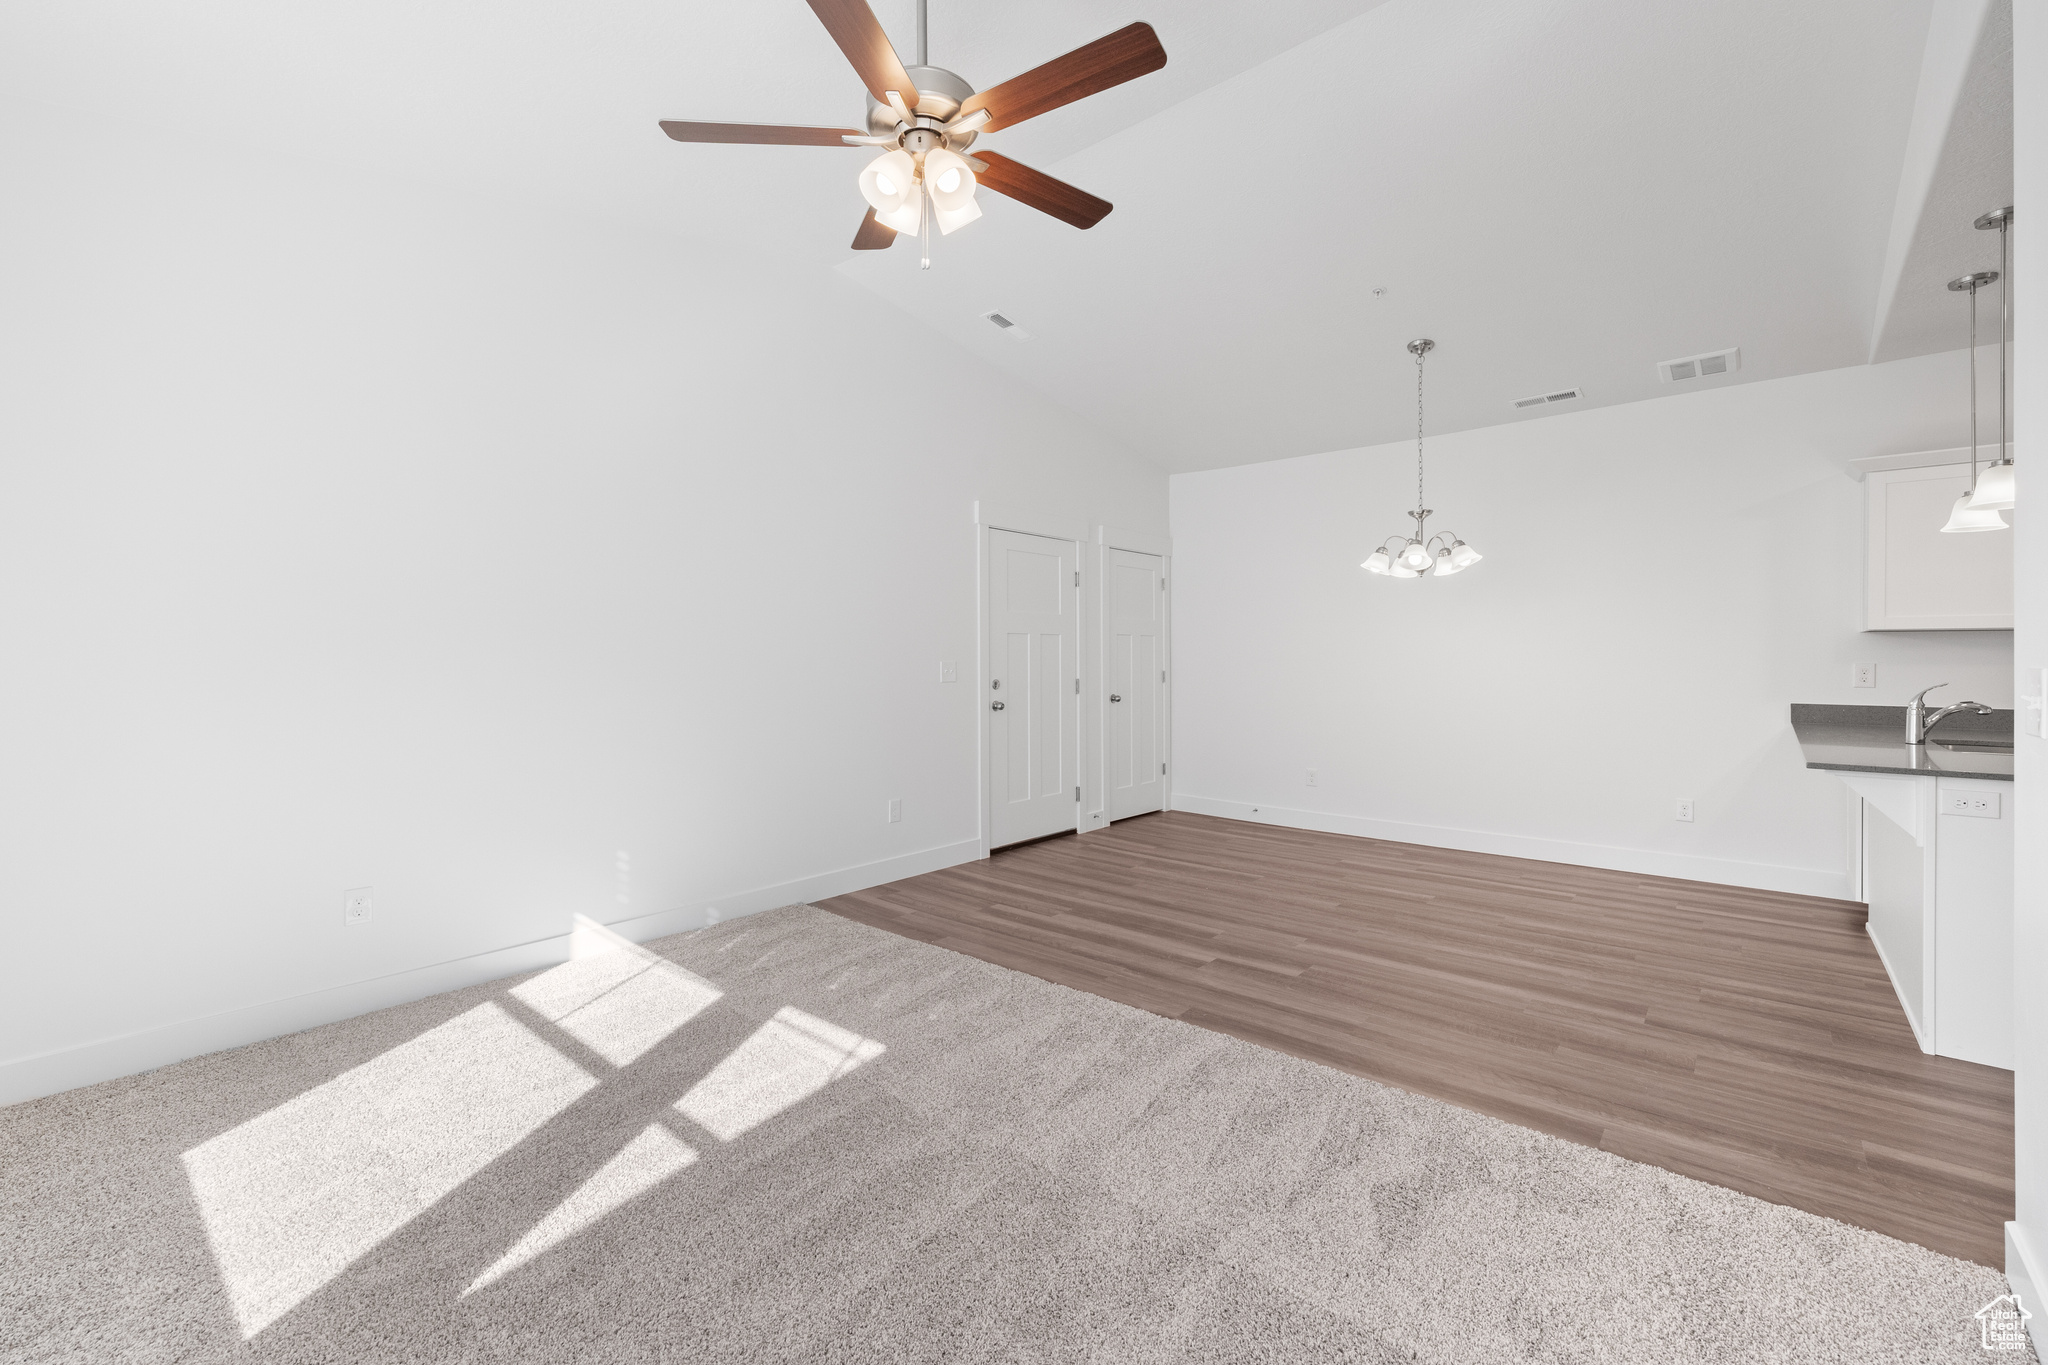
1791, 704, 2014, 781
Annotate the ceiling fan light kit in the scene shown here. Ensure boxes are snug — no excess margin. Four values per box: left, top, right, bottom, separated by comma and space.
1361, 340, 1485, 581
660, 0, 1167, 267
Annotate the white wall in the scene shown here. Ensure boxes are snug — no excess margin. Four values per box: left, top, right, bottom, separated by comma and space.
0, 98, 1166, 1103
2006, 0, 2044, 1341
1170, 353, 2013, 898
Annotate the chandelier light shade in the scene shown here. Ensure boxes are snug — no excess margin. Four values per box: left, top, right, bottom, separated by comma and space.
1965, 205, 2016, 511
1361, 339, 1483, 581
1942, 263, 2011, 533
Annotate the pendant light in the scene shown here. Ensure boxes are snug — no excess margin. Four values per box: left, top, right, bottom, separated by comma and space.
1940, 270, 2011, 533
1966, 206, 2015, 511
1361, 340, 1483, 578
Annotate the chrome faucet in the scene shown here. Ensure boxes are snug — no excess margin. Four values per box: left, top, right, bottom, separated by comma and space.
1904, 683, 1993, 744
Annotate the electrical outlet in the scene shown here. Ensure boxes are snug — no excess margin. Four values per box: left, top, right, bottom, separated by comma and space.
886, 798, 902, 824
1852, 663, 1875, 689
939, 661, 957, 682
1942, 791, 2001, 819
1675, 799, 1695, 823
1306, 769, 1317, 787
343, 887, 373, 926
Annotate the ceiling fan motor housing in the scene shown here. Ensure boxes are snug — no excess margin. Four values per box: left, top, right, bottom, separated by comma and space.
865, 65, 978, 148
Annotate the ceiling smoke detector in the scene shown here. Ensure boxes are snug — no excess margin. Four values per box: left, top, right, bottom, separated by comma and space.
983, 310, 1033, 341
1512, 387, 1583, 410
1658, 347, 1741, 384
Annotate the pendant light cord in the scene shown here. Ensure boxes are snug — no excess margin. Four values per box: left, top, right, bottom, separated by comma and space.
1969, 281, 1980, 490
2000, 216, 2010, 467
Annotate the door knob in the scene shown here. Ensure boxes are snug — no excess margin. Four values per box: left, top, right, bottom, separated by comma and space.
991, 700, 1005, 711
1110, 694, 1122, 702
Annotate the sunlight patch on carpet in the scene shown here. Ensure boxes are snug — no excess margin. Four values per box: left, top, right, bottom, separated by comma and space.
511, 931, 722, 1067
182, 1002, 595, 1337
675, 1005, 884, 1141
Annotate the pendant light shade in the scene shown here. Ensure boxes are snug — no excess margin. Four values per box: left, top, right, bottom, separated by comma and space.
1939, 494, 2010, 532
1432, 548, 1466, 576
1388, 559, 1420, 579
1966, 461, 2015, 511
1447, 540, 1482, 569
1361, 550, 1392, 575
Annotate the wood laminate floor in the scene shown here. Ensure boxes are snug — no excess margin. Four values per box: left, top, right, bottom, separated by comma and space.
818, 810, 2014, 1266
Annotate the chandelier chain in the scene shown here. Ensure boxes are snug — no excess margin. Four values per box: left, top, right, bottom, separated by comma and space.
1415, 346, 1425, 515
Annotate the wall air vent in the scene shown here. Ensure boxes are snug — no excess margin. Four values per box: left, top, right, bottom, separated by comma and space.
1511, 387, 1584, 410
982, 310, 1033, 341
1658, 347, 1740, 384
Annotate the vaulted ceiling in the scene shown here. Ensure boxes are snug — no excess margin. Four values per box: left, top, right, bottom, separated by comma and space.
1, 0, 2010, 471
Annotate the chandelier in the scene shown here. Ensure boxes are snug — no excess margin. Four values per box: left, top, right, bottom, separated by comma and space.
1362, 339, 1483, 578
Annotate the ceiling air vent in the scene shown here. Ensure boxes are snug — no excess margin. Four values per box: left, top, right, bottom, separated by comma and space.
1658, 347, 1740, 384
982, 310, 1033, 341
1512, 387, 1584, 410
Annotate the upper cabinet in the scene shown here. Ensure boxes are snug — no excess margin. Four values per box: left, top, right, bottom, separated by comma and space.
1863, 461, 2013, 631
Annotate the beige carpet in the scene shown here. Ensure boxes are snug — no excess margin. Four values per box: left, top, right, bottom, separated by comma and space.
0, 903, 2023, 1363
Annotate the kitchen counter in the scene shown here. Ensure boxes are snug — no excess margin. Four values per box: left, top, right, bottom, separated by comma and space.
1791, 703, 2014, 780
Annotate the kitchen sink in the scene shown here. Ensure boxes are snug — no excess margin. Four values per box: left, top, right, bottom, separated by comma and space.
1935, 738, 2015, 753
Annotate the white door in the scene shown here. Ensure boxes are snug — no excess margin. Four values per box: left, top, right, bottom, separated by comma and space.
1107, 548, 1164, 821
987, 530, 1078, 848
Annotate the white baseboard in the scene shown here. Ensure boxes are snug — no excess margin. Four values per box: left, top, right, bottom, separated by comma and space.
0, 837, 980, 1109
1170, 795, 1854, 900
1864, 922, 1932, 1053
2011, 1222, 2048, 1359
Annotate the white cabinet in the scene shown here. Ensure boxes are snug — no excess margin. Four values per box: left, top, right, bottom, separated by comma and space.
1843, 771, 2013, 1069
1863, 463, 2013, 631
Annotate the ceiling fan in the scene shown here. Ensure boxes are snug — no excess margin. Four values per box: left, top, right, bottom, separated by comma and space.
659, 0, 1167, 266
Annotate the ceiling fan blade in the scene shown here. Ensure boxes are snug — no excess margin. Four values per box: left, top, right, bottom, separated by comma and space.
958, 23, 1167, 133
974, 152, 1112, 230
851, 208, 898, 250
806, 0, 919, 108
659, 121, 866, 146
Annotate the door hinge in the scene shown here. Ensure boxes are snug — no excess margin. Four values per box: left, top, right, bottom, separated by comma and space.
1074, 570, 1080, 587
1161, 762, 1167, 774
1074, 677, 1080, 694
1161, 669, 1166, 682
1075, 785, 1081, 801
